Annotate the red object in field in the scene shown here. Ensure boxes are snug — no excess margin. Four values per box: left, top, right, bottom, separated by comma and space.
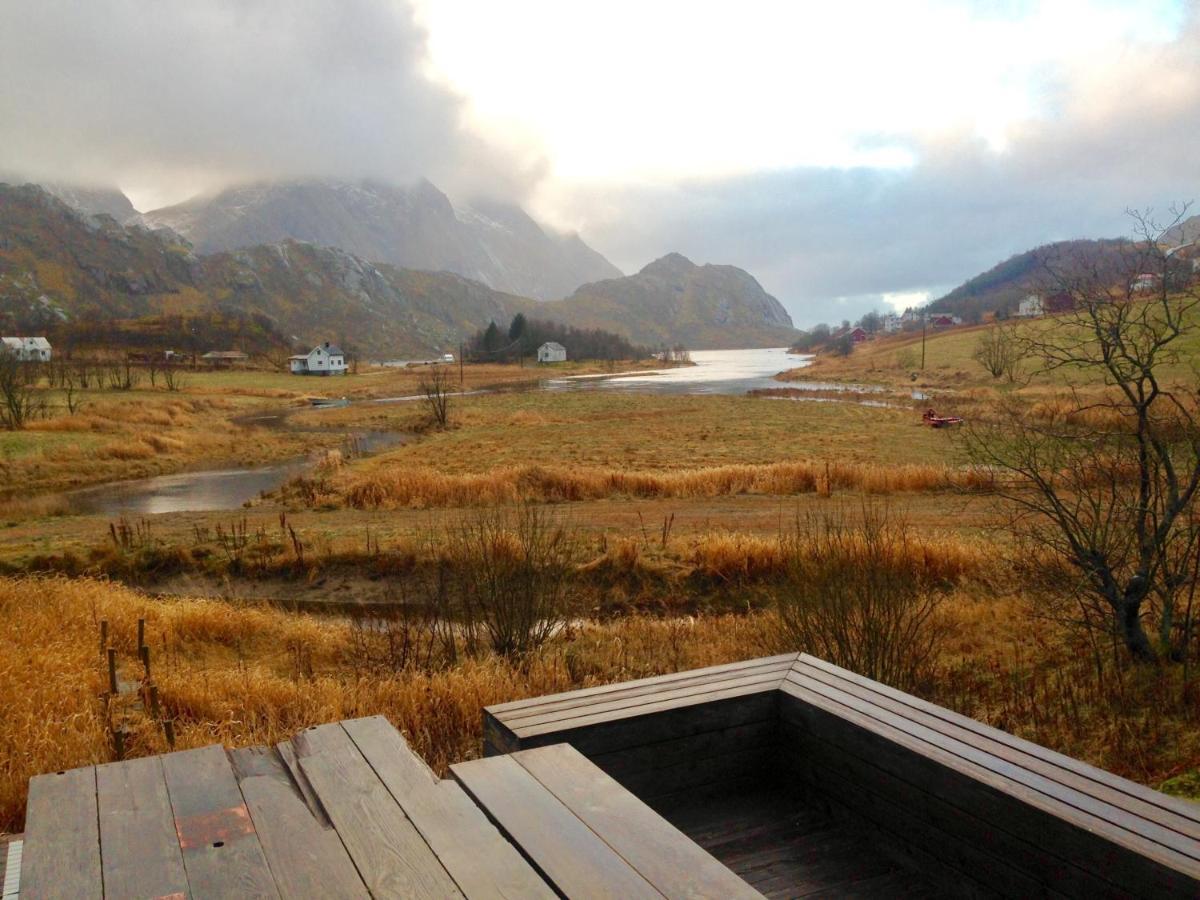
922, 408, 964, 428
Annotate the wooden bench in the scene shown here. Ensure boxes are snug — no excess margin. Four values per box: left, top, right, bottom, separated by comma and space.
485, 652, 1200, 897
453, 742, 761, 899
485, 653, 797, 804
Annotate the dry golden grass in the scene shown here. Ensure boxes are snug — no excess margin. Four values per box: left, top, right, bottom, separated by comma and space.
324, 460, 991, 510
2, 571, 1198, 833
0, 575, 782, 833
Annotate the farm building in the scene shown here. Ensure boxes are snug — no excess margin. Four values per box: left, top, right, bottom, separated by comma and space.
537, 341, 567, 363
290, 342, 347, 375
929, 315, 961, 329
200, 350, 248, 368
849, 327, 869, 343
1017, 294, 1044, 317
0, 336, 51, 361
1132, 273, 1160, 293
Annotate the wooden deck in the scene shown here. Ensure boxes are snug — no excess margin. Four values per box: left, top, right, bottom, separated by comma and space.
658, 783, 939, 898
487, 652, 1200, 898
14, 653, 1200, 898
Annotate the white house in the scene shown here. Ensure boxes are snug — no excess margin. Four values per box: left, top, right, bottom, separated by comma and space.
1, 336, 51, 361
290, 342, 347, 375
881, 313, 902, 334
1017, 295, 1044, 318
1131, 273, 1160, 293
537, 341, 567, 363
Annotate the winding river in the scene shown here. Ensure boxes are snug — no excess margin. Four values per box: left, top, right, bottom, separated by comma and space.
65, 348, 817, 515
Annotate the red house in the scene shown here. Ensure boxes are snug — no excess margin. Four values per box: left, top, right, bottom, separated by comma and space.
850, 327, 868, 343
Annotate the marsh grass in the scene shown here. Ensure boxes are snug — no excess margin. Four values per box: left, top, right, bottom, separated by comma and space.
326, 459, 992, 510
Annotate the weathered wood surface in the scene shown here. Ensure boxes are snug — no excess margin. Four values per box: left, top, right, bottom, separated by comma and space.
782, 655, 1200, 897
96, 755, 190, 900
453, 754, 664, 899
342, 715, 554, 899
294, 724, 464, 899
18, 767, 101, 900
231, 746, 369, 899
486, 653, 795, 751
161, 744, 279, 899
513, 743, 762, 899
20, 653, 1200, 898
656, 784, 937, 899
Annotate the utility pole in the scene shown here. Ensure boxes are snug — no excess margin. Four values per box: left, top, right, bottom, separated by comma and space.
459, 342, 464, 386
921, 315, 927, 370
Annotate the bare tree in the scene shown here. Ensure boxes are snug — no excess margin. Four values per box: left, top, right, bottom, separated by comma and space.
419, 364, 452, 430
964, 205, 1200, 662
450, 503, 579, 658
0, 352, 43, 429
162, 363, 187, 392
775, 502, 948, 691
971, 323, 1023, 381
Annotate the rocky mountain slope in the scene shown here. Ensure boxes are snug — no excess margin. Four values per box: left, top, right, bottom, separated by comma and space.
0, 183, 531, 356
541, 253, 798, 349
141, 178, 622, 301
926, 238, 1134, 321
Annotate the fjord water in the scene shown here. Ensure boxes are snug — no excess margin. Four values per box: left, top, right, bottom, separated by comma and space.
552, 347, 811, 395
66, 348, 808, 515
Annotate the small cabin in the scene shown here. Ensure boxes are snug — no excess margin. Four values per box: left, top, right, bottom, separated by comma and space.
1132, 273, 1160, 293
1, 336, 51, 362
849, 327, 868, 343
290, 342, 347, 376
537, 341, 567, 363
1017, 294, 1044, 318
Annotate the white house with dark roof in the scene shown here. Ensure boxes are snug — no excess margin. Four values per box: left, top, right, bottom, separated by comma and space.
537, 341, 567, 363
289, 341, 347, 375
1, 336, 51, 361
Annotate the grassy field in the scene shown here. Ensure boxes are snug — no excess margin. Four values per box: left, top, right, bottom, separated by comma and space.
0, 360, 646, 497
3, 347, 1200, 837
793, 306, 1200, 393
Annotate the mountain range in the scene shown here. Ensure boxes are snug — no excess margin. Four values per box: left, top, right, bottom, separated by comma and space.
541, 252, 797, 349
0, 183, 798, 355
137, 179, 621, 302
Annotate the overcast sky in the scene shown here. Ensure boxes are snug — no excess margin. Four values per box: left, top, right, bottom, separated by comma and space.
1, 0, 1197, 326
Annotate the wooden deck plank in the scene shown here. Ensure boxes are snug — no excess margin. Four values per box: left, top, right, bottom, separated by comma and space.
508, 669, 789, 736
452, 755, 663, 899
341, 716, 438, 793
785, 671, 1200, 870
503, 690, 779, 757
231, 746, 370, 900
343, 716, 553, 899
782, 680, 1195, 895
297, 733, 463, 899
161, 744, 279, 899
487, 653, 798, 716
495, 656, 797, 725
18, 767, 101, 900
514, 743, 762, 899
95, 755, 189, 900
516, 681, 781, 744
795, 655, 1200, 839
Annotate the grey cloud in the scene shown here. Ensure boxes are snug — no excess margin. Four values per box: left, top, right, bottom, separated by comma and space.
554, 18, 1200, 328
0, 0, 541, 204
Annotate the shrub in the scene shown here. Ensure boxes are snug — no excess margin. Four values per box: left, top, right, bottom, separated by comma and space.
774, 502, 949, 691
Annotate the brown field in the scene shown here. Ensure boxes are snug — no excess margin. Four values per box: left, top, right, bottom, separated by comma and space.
3, 354, 1200, 838
3, 569, 1198, 836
